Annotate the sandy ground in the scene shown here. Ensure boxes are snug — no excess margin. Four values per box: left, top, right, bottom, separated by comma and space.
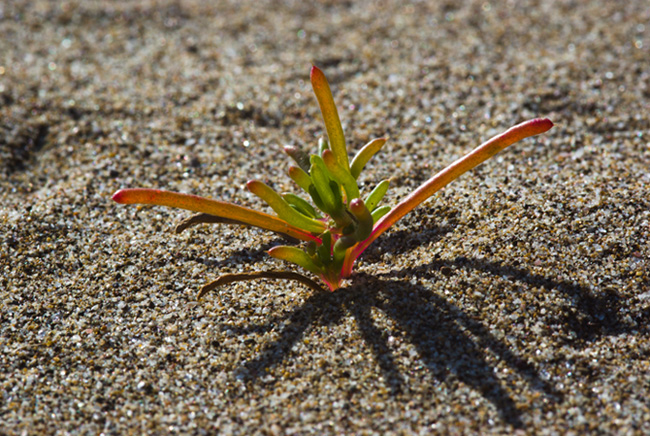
1, 0, 649, 434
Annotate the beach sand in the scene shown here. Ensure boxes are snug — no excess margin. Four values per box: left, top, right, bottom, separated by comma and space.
1, 0, 649, 433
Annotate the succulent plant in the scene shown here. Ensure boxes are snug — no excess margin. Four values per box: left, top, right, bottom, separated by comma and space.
113, 66, 553, 295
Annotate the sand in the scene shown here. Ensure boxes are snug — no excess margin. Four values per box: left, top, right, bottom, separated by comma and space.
1, 0, 649, 434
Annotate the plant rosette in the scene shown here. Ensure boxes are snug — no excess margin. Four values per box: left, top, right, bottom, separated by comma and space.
113, 66, 553, 296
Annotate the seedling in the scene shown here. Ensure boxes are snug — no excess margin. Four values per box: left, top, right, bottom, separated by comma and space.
113, 66, 553, 295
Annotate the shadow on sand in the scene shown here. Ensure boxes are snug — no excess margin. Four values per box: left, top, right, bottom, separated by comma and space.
215, 268, 571, 428
205, 227, 644, 428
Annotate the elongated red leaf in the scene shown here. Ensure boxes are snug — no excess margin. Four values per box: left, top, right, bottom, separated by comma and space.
344, 118, 554, 275
112, 188, 319, 242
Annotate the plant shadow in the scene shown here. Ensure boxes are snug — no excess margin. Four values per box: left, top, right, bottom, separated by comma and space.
221, 271, 566, 428
201, 222, 645, 427
401, 256, 643, 341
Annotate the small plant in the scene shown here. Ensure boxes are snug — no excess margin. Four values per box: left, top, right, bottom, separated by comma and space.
113, 66, 553, 296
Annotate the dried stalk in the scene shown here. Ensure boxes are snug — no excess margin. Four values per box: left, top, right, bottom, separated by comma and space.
197, 270, 326, 299
176, 213, 299, 243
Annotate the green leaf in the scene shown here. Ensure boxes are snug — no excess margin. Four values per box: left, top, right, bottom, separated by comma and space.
305, 240, 318, 256
247, 181, 326, 233
284, 145, 311, 172
333, 234, 355, 270
309, 155, 338, 215
333, 234, 356, 255
288, 166, 313, 193
318, 137, 329, 156
350, 137, 387, 179
328, 180, 344, 215
349, 198, 373, 241
283, 193, 321, 218
341, 222, 355, 235
111, 188, 318, 242
322, 149, 360, 201
310, 66, 350, 170
364, 179, 390, 211
308, 184, 328, 214
317, 232, 333, 266
268, 246, 323, 275
371, 205, 391, 223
